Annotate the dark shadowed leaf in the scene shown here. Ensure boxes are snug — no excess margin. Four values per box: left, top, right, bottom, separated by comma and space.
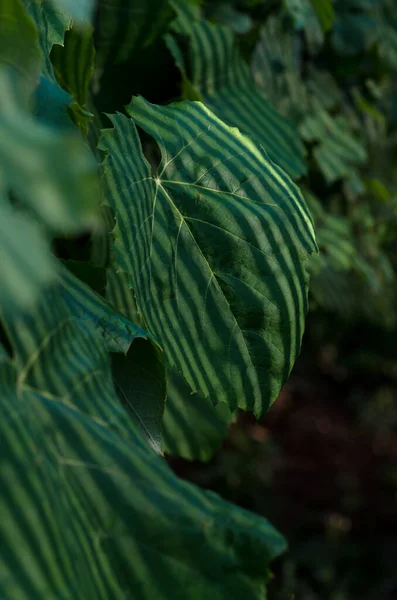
106, 268, 234, 461
112, 340, 166, 454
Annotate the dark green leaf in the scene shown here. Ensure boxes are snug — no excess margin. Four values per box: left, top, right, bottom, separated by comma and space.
100, 99, 316, 417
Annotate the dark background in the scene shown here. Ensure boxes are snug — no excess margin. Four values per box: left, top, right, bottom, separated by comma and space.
169, 313, 397, 600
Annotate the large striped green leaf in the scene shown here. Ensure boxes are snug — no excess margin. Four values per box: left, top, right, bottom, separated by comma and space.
168, 17, 307, 179
100, 98, 316, 417
0, 267, 287, 599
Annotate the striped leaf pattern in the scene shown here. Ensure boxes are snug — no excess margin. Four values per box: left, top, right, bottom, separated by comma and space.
100, 97, 316, 417
51, 23, 95, 132
25, 0, 72, 81
1, 267, 287, 599
2, 268, 148, 438
106, 266, 233, 461
51, 25, 94, 107
27, 0, 95, 132
170, 0, 200, 34
168, 16, 307, 179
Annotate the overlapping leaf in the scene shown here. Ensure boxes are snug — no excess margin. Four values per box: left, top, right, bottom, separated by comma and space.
106, 267, 233, 461
100, 98, 316, 417
106, 269, 166, 454
0, 267, 286, 599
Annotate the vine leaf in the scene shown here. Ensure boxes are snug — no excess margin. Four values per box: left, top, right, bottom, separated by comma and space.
100, 97, 317, 417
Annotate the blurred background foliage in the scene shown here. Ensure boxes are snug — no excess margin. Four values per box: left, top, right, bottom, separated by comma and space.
157, 0, 397, 598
